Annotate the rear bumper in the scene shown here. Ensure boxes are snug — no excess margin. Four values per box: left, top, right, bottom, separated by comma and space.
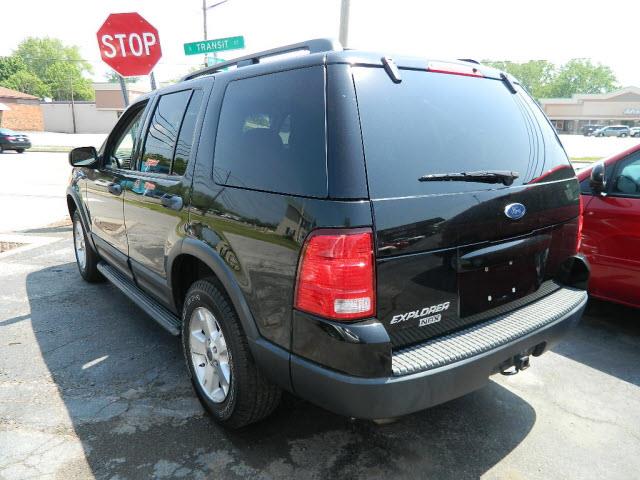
288, 289, 587, 419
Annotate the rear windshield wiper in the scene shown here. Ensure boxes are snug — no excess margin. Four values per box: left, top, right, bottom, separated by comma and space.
418, 170, 519, 186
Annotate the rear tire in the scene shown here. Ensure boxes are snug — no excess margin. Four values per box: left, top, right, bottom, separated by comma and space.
182, 279, 281, 429
72, 210, 102, 282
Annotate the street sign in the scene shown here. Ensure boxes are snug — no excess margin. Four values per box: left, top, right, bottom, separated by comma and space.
97, 13, 162, 77
184, 36, 244, 56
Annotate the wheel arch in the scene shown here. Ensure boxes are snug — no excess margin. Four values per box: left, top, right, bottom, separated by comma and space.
66, 186, 97, 253
169, 237, 260, 340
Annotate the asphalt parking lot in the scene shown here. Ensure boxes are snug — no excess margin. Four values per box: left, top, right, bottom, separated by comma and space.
0, 147, 639, 479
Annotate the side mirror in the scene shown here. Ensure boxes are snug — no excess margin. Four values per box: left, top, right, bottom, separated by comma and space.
69, 146, 98, 167
590, 161, 606, 194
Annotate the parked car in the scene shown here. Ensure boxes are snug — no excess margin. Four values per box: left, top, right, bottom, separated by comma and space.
578, 144, 640, 308
630, 127, 640, 137
0, 128, 31, 153
582, 124, 605, 136
66, 39, 588, 428
594, 125, 630, 137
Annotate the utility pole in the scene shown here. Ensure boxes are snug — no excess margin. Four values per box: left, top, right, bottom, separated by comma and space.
202, 0, 229, 66
69, 78, 77, 134
339, 0, 351, 47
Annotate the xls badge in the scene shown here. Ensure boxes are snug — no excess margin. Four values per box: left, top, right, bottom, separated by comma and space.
390, 301, 451, 327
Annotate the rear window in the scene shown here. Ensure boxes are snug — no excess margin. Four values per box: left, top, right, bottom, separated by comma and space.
353, 67, 573, 199
213, 66, 327, 197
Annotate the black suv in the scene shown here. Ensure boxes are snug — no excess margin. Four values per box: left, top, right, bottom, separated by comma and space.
67, 39, 589, 428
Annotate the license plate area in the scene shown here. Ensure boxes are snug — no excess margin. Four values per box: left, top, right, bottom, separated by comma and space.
458, 234, 551, 317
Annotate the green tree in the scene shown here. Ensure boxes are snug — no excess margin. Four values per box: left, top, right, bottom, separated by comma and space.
1, 37, 94, 100
105, 70, 140, 84
483, 58, 618, 100
1, 70, 50, 98
482, 60, 555, 99
45, 62, 94, 100
547, 59, 617, 98
0, 56, 27, 83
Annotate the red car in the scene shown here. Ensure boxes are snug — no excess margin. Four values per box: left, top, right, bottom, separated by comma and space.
577, 143, 640, 308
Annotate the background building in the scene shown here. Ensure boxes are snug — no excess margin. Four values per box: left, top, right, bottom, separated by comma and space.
0, 87, 44, 131
41, 82, 151, 133
540, 86, 640, 134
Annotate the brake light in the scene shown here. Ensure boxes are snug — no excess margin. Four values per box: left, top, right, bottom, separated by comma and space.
427, 61, 483, 78
6, 136, 16, 141
576, 195, 584, 253
294, 228, 375, 321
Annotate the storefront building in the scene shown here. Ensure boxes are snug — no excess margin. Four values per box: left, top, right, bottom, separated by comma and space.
540, 86, 640, 134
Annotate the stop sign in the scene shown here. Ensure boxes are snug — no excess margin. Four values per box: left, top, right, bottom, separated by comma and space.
97, 13, 162, 77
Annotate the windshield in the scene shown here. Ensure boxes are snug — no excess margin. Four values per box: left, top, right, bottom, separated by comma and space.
0, 128, 15, 135
353, 67, 574, 199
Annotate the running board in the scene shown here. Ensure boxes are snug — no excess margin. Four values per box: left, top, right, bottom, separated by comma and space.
97, 261, 181, 335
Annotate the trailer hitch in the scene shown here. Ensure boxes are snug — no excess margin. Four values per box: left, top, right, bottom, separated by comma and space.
500, 354, 530, 376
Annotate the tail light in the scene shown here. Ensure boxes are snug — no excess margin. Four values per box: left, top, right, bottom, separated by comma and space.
294, 228, 375, 321
6, 136, 16, 141
576, 195, 584, 253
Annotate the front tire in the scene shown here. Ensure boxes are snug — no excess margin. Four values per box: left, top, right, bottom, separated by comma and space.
182, 279, 281, 429
16, 148, 24, 153
72, 210, 102, 282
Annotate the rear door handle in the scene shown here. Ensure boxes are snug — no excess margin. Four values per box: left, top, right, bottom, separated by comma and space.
107, 183, 122, 196
161, 195, 183, 211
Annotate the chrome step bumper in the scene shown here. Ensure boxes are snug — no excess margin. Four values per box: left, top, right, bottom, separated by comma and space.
392, 287, 588, 376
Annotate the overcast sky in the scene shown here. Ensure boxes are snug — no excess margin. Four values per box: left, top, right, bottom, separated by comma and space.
2, 0, 640, 87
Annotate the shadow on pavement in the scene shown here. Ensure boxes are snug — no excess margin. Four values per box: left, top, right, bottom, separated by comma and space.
27, 262, 537, 479
554, 298, 640, 387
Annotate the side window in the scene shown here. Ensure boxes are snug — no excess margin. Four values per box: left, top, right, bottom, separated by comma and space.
213, 66, 327, 197
140, 90, 191, 174
173, 90, 204, 176
611, 153, 640, 197
107, 105, 146, 170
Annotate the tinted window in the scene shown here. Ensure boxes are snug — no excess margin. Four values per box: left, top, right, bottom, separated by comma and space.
353, 68, 574, 199
140, 90, 191, 174
213, 66, 327, 197
107, 104, 146, 170
611, 152, 640, 197
173, 90, 203, 176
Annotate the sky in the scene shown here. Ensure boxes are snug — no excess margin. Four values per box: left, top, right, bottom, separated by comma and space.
2, 0, 640, 88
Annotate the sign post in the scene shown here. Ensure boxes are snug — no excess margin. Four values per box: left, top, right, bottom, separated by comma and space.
97, 12, 162, 105
183, 36, 244, 56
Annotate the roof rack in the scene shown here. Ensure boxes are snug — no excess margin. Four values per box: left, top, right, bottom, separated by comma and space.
181, 38, 342, 82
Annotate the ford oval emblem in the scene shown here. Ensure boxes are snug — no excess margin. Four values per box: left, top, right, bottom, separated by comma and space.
504, 203, 526, 220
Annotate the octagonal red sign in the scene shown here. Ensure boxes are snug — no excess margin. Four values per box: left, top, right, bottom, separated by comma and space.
97, 12, 162, 77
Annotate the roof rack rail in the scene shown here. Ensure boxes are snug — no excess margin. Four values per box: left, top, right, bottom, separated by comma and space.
457, 58, 480, 64
181, 38, 342, 82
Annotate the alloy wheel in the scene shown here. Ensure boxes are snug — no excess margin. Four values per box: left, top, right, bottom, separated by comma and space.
189, 307, 232, 403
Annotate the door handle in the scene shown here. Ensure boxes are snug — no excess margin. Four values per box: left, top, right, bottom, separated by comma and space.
107, 183, 122, 196
161, 195, 183, 211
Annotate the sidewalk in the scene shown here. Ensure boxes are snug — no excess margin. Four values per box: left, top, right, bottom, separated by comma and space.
23, 131, 107, 152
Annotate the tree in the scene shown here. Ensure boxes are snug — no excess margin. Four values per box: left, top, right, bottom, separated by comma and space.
482, 60, 555, 99
0, 37, 94, 100
45, 63, 94, 100
547, 59, 617, 98
1, 70, 50, 98
482, 58, 618, 100
105, 70, 140, 84
0, 56, 27, 83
